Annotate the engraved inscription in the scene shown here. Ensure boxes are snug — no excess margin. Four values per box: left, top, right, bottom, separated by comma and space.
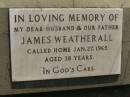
9, 8, 122, 81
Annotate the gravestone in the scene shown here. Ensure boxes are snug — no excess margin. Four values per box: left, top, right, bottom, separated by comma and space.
0, 0, 130, 95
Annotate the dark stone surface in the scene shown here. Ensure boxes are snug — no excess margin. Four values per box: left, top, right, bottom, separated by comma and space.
8, 85, 130, 97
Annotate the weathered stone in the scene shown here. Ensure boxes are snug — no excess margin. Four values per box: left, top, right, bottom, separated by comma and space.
0, 0, 73, 8
0, 9, 8, 34
74, 0, 124, 8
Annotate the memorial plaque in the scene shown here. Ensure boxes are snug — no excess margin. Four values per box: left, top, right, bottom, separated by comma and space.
9, 8, 122, 82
